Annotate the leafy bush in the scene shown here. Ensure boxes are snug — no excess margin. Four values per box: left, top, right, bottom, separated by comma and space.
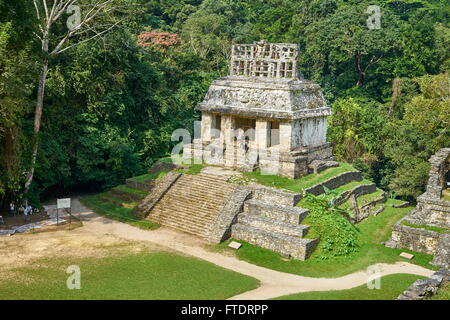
302, 193, 360, 259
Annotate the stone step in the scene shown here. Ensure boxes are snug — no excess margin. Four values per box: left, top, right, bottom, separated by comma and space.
237, 213, 309, 238
171, 185, 235, 196
151, 204, 219, 222
304, 171, 363, 196
231, 223, 319, 261
154, 219, 211, 237
146, 173, 237, 240
308, 160, 339, 174
175, 176, 234, 187
168, 186, 233, 199
170, 182, 235, 194
150, 202, 218, 221
244, 199, 309, 225
152, 214, 214, 233
249, 185, 302, 206
156, 194, 226, 211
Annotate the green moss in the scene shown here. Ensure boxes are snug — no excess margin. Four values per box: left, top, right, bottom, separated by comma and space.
129, 170, 169, 183
401, 221, 450, 234
357, 189, 385, 206
332, 179, 373, 194
274, 274, 426, 300
178, 163, 204, 175
113, 185, 148, 197
242, 162, 356, 193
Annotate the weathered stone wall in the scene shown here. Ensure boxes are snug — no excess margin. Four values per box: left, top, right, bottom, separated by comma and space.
410, 196, 450, 229
244, 200, 308, 225
334, 183, 377, 206
230, 185, 318, 260
125, 179, 153, 192
232, 223, 319, 261
199, 77, 329, 114
299, 117, 328, 147
355, 192, 388, 222
207, 187, 252, 244
397, 269, 449, 300
249, 185, 302, 206
304, 171, 362, 196
386, 148, 450, 266
431, 234, 450, 269
237, 213, 309, 238
425, 148, 450, 199
390, 220, 441, 255
308, 160, 339, 174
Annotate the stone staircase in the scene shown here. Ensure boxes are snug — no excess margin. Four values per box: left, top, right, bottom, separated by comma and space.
231, 186, 319, 260
147, 173, 238, 239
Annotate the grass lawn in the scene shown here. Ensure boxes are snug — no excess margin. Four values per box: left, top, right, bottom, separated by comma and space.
212, 205, 437, 278
128, 171, 169, 183
243, 162, 356, 193
0, 252, 260, 300
113, 184, 149, 197
274, 274, 425, 300
80, 194, 159, 230
400, 221, 450, 234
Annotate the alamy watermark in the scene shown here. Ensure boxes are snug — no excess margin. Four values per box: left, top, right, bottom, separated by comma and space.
171, 122, 282, 176
66, 265, 81, 290
366, 5, 381, 30
366, 265, 382, 290
66, 4, 81, 31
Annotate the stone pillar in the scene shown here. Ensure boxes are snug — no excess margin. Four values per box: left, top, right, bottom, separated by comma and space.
279, 121, 293, 151
255, 120, 270, 149
221, 115, 236, 167
201, 113, 214, 142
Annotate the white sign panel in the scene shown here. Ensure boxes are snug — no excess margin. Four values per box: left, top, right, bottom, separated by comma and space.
57, 198, 71, 209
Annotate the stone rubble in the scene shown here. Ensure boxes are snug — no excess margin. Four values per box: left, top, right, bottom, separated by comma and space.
396, 269, 449, 300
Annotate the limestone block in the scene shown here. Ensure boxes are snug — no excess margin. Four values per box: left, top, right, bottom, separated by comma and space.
431, 234, 450, 269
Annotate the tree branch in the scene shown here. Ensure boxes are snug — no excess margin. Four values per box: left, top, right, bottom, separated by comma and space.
51, 20, 121, 56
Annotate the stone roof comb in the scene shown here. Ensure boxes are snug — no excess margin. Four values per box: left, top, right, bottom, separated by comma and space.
230, 41, 302, 79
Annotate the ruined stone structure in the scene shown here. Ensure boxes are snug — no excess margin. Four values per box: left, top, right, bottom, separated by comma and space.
387, 148, 450, 269
137, 166, 318, 260
184, 41, 334, 179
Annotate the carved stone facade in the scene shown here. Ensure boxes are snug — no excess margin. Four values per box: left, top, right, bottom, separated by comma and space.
184, 41, 333, 179
386, 148, 450, 269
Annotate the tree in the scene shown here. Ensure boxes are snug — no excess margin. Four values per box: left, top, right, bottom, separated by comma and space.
25, 0, 123, 195
383, 73, 450, 198
303, 2, 400, 87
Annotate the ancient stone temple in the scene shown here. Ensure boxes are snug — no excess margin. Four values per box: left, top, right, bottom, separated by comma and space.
184, 41, 334, 178
387, 148, 450, 269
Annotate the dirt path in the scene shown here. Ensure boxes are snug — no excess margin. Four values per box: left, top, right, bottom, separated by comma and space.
68, 199, 433, 300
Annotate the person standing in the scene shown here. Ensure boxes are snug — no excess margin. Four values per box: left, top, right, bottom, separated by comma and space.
23, 205, 30, 223
9, 202, 15, 216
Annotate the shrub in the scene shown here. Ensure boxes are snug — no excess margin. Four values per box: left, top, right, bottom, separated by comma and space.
302, 193, 360, 259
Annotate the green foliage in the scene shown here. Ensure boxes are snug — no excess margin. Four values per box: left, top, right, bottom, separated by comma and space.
301, 193, 360, 259
214, 205, 436, 278
0, 0, 449, 205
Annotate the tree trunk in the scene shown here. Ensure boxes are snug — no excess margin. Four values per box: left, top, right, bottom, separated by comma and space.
355, 52, 365, 86
24, 58, 49, 195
